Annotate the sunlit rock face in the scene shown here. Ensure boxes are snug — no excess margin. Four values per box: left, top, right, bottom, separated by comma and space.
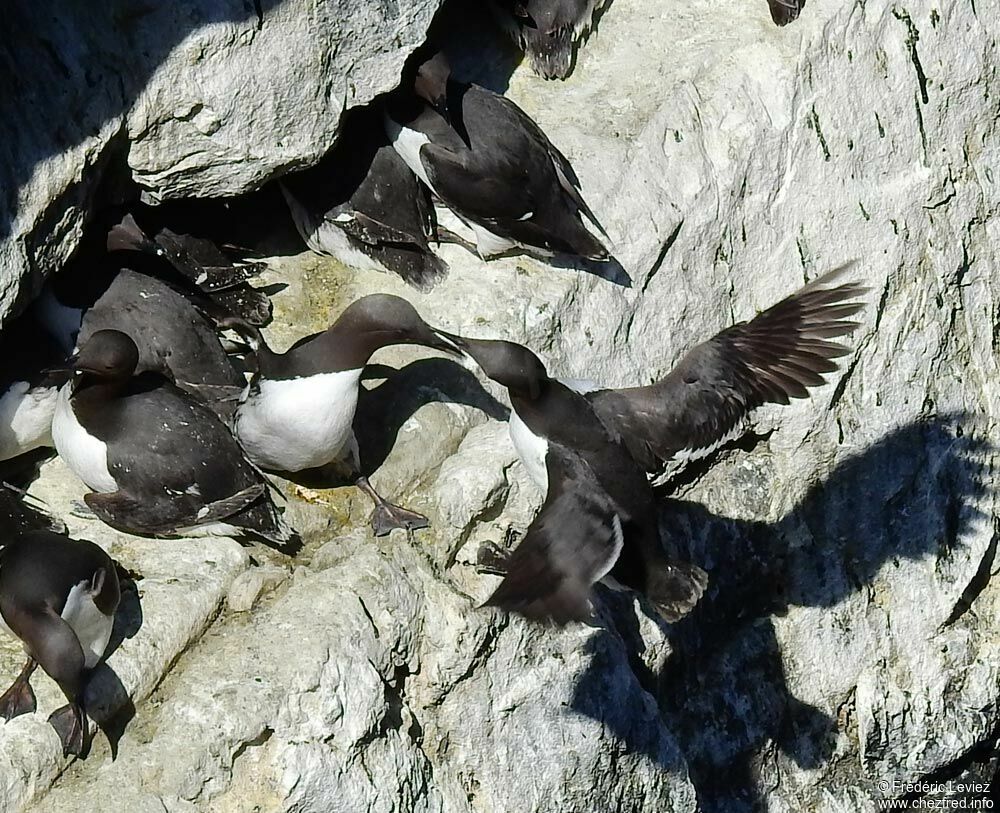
0, 0, 443, 317
2, 1, 999, 811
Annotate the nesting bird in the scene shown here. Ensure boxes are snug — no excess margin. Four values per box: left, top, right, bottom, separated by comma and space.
0, 530, 120, 756
51, 330, 298, 550
280, 106, 449, 291
74, 270, 247, 419
385, 50, 610, 263
491, 0, 609, 79
107, 214, 272, 326
441, 266, 866, 624
230, 294, 458, 536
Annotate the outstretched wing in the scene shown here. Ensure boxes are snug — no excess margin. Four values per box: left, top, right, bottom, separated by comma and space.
482, 444, 624, 625
587, 264, 867, 473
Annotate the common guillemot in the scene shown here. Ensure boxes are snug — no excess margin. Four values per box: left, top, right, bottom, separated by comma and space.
229, 294, 459, 536
437, 266, 866, 622
385, 50, 610, 264
51, 330, 298, 551
434, 334, 707, 624
491, 0, 610, 80
0, 530, 120, 756
107, 214, 273, 326
280, 106, 449, 291
75, 269, 247, 419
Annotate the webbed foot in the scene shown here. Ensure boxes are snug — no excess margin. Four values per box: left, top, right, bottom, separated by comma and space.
370, 502, 430, 537
49, 703, 87, 757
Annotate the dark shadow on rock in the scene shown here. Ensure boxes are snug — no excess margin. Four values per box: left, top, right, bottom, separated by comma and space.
1, 0, 294, 245
428, 0, 524, 93
84, 572, 143, 759
278, 357, 507, 490
566, 413, 993, 810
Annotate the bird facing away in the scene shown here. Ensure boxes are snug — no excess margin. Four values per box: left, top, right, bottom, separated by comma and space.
385, 50, 610, 263
0, 530, 121, 757
280, 105, 449, 291
107, 214, 272, 327
491, 0, 609, 79
229, 294, 460, 536
437, 264, 866, 624
51, 330, 298, 552
75, 269, 246, 420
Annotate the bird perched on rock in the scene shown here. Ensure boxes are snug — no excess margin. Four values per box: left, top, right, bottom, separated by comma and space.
491, 0, 609, 80
51, 330, 298, 551
0, 530, 120, 757
74, 270, 247, 420
280, 105, 449, 291
229, 294, 459, 536
107, 214, 272, 326
385, 49, 610, 264
439, 265, 866, 624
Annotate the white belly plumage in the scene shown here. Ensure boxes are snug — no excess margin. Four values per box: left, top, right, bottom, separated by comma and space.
508, 409, 549, 494
62, 579, 114, 670
51, 384, 118, 493
279, 184, 386, 274
234, 370, 363, 473
0, 381, 58, 461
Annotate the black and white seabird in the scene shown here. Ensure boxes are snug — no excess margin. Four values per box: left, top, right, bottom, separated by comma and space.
0, 312, 68, 461
51, 330, 298, 550
76, 269, 247, 419
107, 215, 273, 326
439, 265, 867, 623
385, 50, 610, 263
0, 530, 120, 756
438, 335, 707, 625
767, 0, 805, 26
491, 0, 609, 80
230, 294, 458, 536
280, 106, 448, 291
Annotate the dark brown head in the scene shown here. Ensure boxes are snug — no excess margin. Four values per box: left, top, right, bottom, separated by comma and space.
330, 294, 460, 360
71, 330, 139, 387
436, 333, 549, 400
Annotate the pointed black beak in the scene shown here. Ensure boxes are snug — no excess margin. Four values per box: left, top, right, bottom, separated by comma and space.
425, 327, 466, 357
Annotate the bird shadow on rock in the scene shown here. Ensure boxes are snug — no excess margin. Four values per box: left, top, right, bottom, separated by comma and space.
277, 357, 508, 490
83, 573, 143, 760
567, 412, 994, 812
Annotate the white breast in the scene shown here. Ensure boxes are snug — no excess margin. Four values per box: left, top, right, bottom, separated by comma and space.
468, 221, 519, 259
51, 384, 118, 493
509, 409, 550, 494
234, 370, 363, 473
279, 184, 386, 274
0, 382, 57, 461
385, 117, 435, 191
62, 579, 115, 670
